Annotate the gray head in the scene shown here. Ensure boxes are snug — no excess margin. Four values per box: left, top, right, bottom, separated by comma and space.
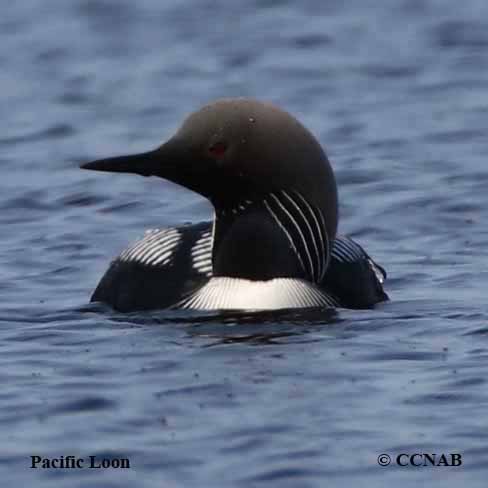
82, 98, 338, 240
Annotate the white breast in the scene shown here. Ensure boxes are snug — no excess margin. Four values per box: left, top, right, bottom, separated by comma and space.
176, 277, 338, 311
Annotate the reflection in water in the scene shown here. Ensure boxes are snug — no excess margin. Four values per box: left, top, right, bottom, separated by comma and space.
80, 303, 341, 344
185, 307, 340, 345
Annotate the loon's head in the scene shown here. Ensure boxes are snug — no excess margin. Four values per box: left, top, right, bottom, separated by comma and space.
82, 98, 338, 241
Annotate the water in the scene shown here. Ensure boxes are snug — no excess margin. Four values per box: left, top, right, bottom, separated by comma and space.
2, 0, 488, 486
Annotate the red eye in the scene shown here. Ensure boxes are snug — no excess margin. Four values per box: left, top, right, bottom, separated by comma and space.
208, 141, 227, 158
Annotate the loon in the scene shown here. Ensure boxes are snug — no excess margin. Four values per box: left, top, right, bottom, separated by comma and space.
81, 98, 388, 312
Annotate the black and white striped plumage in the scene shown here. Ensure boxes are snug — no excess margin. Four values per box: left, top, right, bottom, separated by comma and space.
262, 190, 329, 284
91, 218, 387, 312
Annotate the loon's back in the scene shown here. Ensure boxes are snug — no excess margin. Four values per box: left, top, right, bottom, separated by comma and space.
91, 222, 387, 312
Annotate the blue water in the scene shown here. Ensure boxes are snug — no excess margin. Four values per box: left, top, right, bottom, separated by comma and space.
2, 0, 488, 486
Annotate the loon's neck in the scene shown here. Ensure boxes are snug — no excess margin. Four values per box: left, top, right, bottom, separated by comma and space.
211, 190, 330, 283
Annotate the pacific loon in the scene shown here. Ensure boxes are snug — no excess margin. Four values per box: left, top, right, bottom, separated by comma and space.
81, 98, 388, 312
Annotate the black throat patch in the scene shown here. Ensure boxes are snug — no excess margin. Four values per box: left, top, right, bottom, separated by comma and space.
211, 190, 330, 282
